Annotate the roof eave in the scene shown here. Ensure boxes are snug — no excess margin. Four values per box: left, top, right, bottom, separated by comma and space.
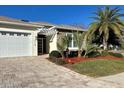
0, 21, 43, 28
0, 21, 87, 32
56, 27, 87, 32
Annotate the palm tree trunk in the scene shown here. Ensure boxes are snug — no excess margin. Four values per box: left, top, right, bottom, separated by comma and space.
82, 38, 87, 49
83, 52, 87, 58
103, 38, 107, 50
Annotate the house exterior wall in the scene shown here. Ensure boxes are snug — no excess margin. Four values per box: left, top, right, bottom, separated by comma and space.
49, 32, 58, 53
46, 35, 52, 53
31, 31, 39, 56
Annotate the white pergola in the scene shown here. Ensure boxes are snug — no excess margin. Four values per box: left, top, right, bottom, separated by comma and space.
37, 26, 57, 36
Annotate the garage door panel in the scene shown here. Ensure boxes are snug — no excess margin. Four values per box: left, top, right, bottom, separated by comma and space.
0, 32, 32, 57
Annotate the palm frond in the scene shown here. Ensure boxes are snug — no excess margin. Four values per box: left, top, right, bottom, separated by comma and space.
109, 23, 121, 37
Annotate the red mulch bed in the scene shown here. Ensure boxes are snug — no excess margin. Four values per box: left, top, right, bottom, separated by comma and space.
64, 56, 124, 64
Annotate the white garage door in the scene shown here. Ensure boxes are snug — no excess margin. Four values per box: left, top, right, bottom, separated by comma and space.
0, 31, 32, 57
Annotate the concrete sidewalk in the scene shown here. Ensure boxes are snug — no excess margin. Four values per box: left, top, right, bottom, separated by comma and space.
98, 72, 124, 86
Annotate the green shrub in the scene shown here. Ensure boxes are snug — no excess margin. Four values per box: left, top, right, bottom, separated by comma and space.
100, 51, 123, 58
49, 50, 67, 65
101, 50, 109, 56
87, 51, 101, 58
109, 52, 123, 58
68, 51, 78, 58
121, 42, 124, 49
50, 57, 67, 65
49, 50, 62, 58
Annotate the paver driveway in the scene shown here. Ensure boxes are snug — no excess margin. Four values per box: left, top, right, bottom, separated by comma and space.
0, 55, 122, 88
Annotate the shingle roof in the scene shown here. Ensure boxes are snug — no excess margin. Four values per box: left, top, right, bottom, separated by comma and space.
0, 16, 28, 23
30, 22, 56, 27
31, 22, 87, 31
0, 16, 87, 31
55, 24, 87, 31
0, 16, 42, 27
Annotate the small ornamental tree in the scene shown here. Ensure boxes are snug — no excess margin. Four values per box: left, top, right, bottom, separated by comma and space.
73, 31, 85, 57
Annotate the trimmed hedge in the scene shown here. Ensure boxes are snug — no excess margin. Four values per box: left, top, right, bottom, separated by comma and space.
49, 50, 66, 65
49, 50, 62, 58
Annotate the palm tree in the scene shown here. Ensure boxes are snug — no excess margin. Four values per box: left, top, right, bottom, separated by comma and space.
85, 6, 124, 50
83, 43, 99, 57
73, 31, 85, 57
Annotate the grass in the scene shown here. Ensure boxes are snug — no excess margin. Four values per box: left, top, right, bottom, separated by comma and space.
72, 59, 124, 77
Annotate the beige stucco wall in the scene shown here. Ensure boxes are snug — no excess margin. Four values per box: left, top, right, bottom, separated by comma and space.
49, 32, 58, 53
31, 31, 40, 56
46, 35, 52, 53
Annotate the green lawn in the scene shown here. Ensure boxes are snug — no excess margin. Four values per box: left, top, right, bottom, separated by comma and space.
72, 59, 124, 77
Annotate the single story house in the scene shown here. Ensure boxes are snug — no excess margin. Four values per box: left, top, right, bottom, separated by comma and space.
0, 16, 87, 57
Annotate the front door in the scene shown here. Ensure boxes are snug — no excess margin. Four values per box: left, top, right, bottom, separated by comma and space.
38, 34, 46, 55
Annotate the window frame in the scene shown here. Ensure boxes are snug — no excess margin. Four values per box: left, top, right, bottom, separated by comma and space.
66, 33, 78, 49
1, 32, 6, 35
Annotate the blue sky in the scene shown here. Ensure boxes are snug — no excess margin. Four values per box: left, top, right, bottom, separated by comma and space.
0, 5, 124, 28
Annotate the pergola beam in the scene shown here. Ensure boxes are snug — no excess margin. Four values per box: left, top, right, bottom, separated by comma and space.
37, 26, 57, 36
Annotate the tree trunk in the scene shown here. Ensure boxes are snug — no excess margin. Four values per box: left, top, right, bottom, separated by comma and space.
82, 39, 87, 49
61, 51, 65, 59
78, 50, 81, 58
83, 51, 87, 58
103, 38, 107, 50
62, 55, 64, 59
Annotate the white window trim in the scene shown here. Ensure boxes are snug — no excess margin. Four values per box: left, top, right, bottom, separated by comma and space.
66, 33, 78, 49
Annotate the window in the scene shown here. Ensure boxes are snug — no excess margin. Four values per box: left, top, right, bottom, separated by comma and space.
10, 33, 14, 36
66, 33, 77, 48
67, 33, 72, 47
1, 32, 6, 35
17, 33, 21, 36
24, 34, 28, 36
73, 39, 77, 47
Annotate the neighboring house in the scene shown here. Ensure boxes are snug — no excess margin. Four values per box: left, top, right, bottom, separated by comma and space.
0, 16, 87, 57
